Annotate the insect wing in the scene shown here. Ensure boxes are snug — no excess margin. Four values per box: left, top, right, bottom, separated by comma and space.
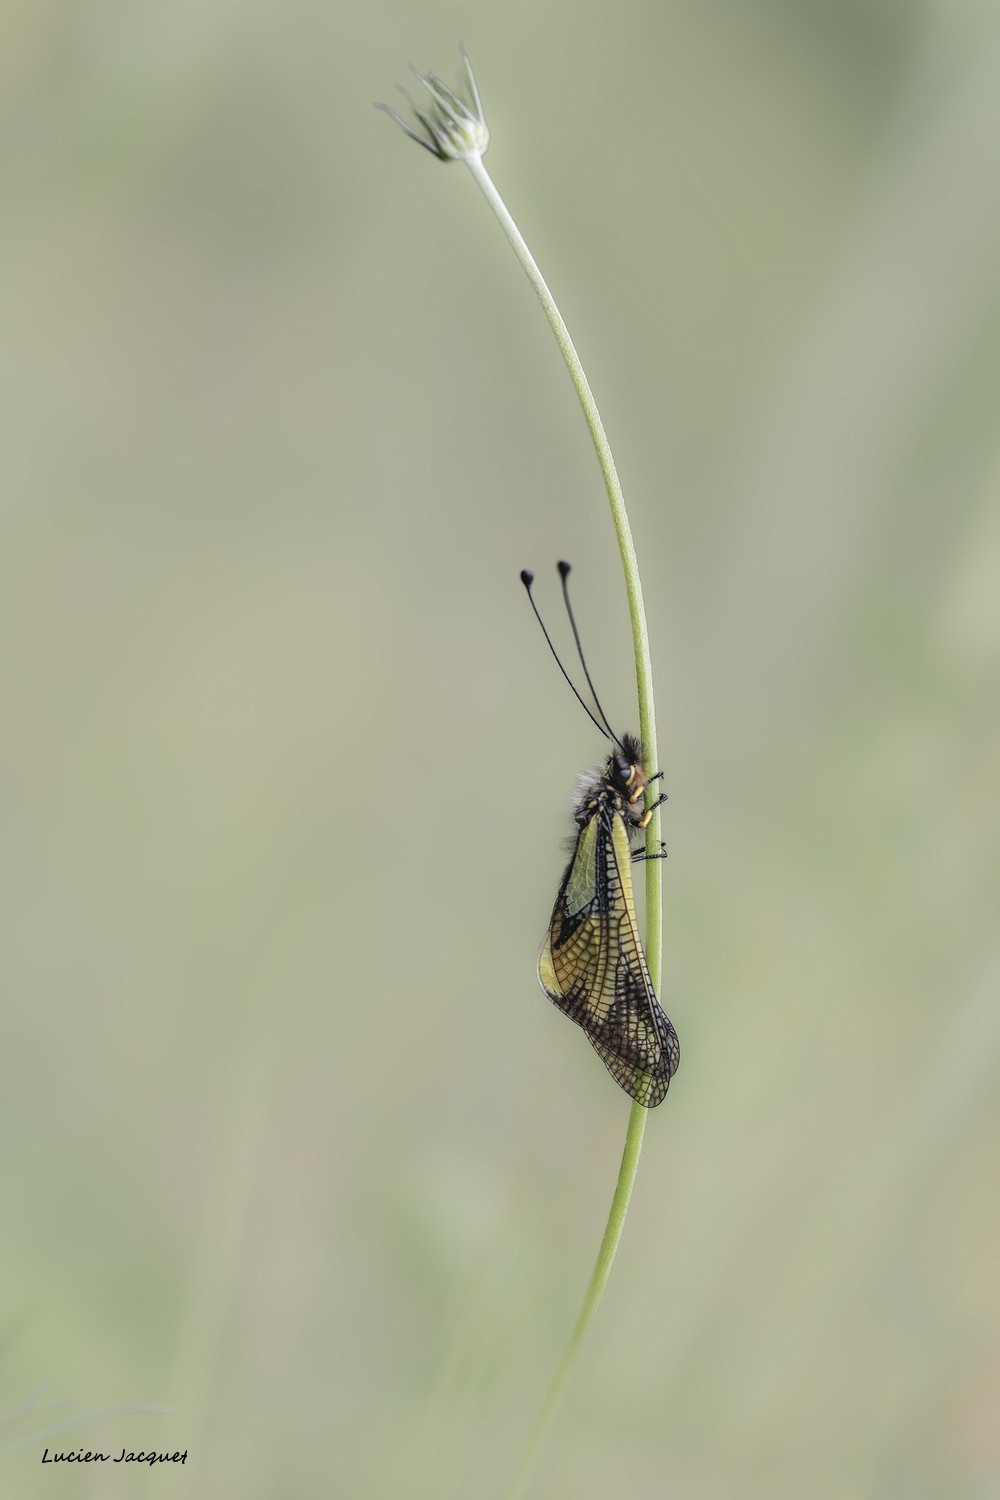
539, 812, 679, 1106
539, 817, 613, 1030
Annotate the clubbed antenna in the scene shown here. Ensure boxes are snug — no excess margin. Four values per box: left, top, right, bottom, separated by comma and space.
520, 569, 623, 749
557, 561, 623, 748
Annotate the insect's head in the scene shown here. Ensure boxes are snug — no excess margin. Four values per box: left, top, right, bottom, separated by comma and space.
610, 732, 645, 793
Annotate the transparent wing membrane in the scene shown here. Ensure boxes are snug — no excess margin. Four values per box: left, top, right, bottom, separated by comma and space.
539, 811, 679, 1107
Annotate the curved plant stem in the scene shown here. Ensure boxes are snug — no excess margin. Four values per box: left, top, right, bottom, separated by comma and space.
463, 155, 664, 1497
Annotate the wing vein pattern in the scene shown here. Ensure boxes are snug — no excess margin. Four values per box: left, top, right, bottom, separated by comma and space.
539, 810, 680, 1106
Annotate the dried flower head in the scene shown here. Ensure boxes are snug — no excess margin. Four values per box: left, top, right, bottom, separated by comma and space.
376, 46, 489, 162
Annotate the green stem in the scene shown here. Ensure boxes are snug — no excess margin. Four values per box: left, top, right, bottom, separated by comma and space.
464, 154, 663, 1497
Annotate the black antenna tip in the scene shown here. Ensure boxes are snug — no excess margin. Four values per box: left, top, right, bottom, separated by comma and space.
520, 569, 535, 588
557, 560, 572, 578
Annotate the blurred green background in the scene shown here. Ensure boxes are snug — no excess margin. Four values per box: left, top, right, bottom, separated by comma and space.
3, 1, 999, 1496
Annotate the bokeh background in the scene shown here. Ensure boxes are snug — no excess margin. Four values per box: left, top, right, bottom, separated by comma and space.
3, 1, 999, 1496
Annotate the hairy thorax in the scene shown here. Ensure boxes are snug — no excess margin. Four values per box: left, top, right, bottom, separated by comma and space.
572, 733, 653, 831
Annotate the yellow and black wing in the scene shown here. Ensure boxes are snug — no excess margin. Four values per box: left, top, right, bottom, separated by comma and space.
539, 813, 680, 1107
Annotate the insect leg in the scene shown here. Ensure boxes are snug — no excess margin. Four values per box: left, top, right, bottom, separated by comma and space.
636, 793, 668, 828
631, 842, 667, 863
628, 771, 665, 804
